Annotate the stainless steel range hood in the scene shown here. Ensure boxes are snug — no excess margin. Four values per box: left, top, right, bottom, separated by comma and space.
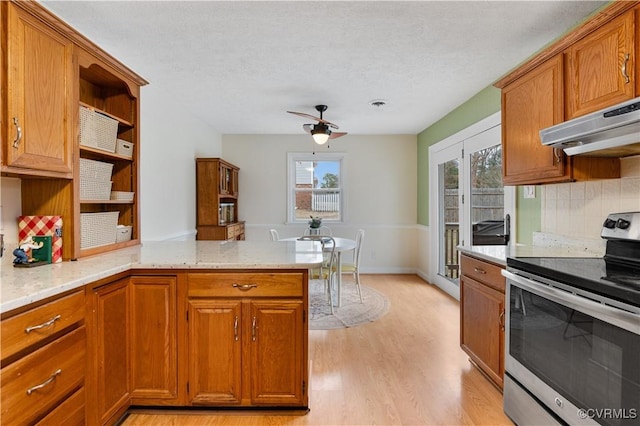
540, 96, 640, 157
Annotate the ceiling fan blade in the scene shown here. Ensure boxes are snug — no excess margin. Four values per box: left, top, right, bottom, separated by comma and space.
303, 124, 313, 134
329, 132, 347, 139
287, 111, 340, 129
287, 111, 322, 121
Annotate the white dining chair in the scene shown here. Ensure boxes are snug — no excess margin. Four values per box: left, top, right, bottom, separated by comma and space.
299, 235, 336, 313
269, 229, 280, 241
341, 229, 364, 303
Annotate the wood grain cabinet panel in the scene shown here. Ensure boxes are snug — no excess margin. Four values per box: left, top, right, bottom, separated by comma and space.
249, 301, 304, 405
1, 290, 84, 362
186, 271, 308, 408
86, 278, 130, 426
566, 9, 636, 119
188, 299, 243, 405
501, 55, 567, 185
129, 276, 178, 405
0, 327, 86, 425
460, 253, 505, 390
2, 1, 74, 177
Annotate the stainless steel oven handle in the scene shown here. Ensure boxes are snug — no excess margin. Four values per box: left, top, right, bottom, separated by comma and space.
503, 270, 640, 335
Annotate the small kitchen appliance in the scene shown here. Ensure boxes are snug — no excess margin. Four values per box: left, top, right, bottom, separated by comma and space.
502, 212, 640, 426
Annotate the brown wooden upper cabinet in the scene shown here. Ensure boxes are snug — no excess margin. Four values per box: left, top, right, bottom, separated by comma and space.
2, 1, 75, 178
501, 55, 567, 185
566, 9, 636, 120
495, 2, 638, 185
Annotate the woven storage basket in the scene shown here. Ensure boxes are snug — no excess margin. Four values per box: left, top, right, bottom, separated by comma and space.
79, 106, 118, 152
116, 225, 133, 243
80, 158, 113, 180
79, 106, 95, 148
110, 191, 134, 202
80, 158, 113, 200
81, 179, 112, 200
80, 211, 119, 249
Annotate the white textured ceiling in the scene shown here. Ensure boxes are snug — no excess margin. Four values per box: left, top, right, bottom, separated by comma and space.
41, 1, 606, 136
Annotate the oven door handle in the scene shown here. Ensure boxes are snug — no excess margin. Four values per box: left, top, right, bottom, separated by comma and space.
503, 269, 640, 335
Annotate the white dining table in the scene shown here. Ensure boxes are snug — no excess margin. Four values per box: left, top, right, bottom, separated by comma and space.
279, 237, 356, 306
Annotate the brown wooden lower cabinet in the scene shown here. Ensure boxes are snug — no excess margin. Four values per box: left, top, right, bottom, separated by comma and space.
186, 272, 308, 408
86, 277, 131, 426
0, 289, 86, 426
460, 253, 505, 390
3, 269, 308, 425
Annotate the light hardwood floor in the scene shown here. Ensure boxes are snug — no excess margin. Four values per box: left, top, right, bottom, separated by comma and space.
123, 274, 513, 425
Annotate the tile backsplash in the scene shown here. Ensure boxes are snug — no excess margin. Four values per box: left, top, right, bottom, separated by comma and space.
542, 156, 640, 239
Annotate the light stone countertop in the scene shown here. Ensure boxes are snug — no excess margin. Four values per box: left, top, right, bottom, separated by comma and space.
458, 232, 606, 267
1, 240, 323, 314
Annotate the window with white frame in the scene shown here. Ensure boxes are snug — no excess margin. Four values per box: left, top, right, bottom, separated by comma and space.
287, 152, 344, 223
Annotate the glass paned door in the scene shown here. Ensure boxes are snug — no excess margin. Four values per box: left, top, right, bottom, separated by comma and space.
432, 142, 463, 286
469, 145, 506, 245
440, 158, 461, 280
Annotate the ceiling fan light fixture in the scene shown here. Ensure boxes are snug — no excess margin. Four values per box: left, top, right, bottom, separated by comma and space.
311, 125, 331, 145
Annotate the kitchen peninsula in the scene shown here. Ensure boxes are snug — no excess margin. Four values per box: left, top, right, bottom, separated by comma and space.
1, 240, 322, 425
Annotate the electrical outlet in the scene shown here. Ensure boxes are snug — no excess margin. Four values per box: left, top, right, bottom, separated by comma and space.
524, 185, 536, 199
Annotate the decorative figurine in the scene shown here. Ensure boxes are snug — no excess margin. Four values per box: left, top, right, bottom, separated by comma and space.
13, 236, 44, 265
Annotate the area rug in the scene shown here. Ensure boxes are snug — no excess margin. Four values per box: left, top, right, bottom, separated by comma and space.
308, 278, 390, 330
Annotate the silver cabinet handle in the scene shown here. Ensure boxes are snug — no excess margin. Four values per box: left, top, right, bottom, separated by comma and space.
234, 315, 239, 341
252, 316, 257, 342
12, 117, 22, 148
553, 147, 562, 164
473, 267, 486, 274
621, 53, 630, 84
27, 369, 61, 395
25, 315, 61, 333
232, 283, 258, 291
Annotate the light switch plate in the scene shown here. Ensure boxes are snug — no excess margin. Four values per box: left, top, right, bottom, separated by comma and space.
524, 185, 536, 199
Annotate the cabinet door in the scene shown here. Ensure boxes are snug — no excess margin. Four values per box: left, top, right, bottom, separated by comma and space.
4, 3, 74, 176
249, 301, 305, 405
87, 279, 130, 425
566, 10, 635, 119
502, 55, 567, 185
188, 299, 242, 405
129, 276, 178, 404
460, 275, 504, 388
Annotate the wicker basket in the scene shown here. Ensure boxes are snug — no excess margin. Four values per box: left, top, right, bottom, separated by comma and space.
110, 191, 134, 202
80, 211, 119, 249
79, 158, 113, 200
79, 106, 118, 152
80, 158, 113, 180
116, 225, 133, 243
81, 179, 112, 200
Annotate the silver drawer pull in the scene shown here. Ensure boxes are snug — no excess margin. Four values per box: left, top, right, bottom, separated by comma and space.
27, 369, 62, 395
473, 267, 487, 274
25, 315, 61, 333
232, 283, 258, 291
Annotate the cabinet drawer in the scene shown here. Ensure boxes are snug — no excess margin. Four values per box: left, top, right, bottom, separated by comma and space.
36, 387, 85, 426
460, 254, 505, 292
1, 291, 84, 361
1, 326, 86, 425
188, 272, 303, 298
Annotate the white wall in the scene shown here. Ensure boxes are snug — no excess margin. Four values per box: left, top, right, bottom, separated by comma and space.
139, 85, 222, 241
0, 85, 221, 245
222, 134, 418, 273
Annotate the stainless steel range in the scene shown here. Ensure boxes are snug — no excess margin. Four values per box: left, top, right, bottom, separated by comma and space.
502, 212, 640, 426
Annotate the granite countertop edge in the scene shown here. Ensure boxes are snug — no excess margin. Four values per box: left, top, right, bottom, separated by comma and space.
1, 240, 322, 315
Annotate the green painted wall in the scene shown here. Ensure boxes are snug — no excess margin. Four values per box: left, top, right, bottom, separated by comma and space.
417, 85, 501, 226
516, 186, 541, 246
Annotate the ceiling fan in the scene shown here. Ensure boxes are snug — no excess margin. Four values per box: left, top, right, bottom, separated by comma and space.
287, 105, 347, 145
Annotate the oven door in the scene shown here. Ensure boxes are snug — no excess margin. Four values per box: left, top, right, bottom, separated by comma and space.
503, 270, 640, 426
